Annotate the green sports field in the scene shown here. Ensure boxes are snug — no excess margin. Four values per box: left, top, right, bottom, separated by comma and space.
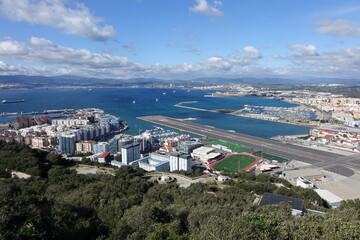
212, 154, 256, 173
252, 151, 289, 163
208, 140, 251, 153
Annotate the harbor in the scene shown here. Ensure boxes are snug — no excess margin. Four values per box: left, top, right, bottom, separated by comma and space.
0, 109, 76, 117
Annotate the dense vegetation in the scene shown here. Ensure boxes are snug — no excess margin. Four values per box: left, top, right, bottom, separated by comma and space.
0, 142, 360, 240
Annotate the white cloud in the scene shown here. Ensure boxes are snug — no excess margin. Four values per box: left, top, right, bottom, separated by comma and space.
0, 0, 116, 41
243, 46, 262, 58
190, 0, 223, 16
214, 1, 223, 8
277, 44, 360, 78
4, 36, 360, 80
289, 44, 318, 56
0, 37, 265, 79
200, 46, 262, 71
314, 19, 360, 36
0, 37, 130, 67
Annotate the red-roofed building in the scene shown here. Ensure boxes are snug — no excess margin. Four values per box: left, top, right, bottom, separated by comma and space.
174, 135, 190, 141
98, 152, 110, 163
165, 140, 178, 147
159, 145, 176, 153
322, 135, 333, 143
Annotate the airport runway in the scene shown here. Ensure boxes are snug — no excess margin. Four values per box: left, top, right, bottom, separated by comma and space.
138, 115, 343, 165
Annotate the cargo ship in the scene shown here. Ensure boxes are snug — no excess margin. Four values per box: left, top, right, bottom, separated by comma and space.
1, 99, 25, 104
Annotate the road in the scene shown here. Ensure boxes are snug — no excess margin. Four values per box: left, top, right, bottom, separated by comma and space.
303, 153, 360, 177
138, 115, 342, 164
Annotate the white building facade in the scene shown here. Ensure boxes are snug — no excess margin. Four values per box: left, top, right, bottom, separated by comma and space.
121, 142, 140, 164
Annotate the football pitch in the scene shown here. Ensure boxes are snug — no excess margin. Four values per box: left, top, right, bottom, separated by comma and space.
208, 140, 251, 153
212, 154, 257, 173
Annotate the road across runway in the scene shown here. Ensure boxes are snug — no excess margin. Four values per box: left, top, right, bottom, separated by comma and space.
138, 115, 342, 165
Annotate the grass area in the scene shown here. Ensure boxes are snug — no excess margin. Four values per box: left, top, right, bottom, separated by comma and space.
253, 151, 289, 163
213, 155, 256, 173
208, 140, 251, 153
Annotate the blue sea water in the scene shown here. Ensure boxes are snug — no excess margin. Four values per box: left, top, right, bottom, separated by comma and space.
0, 88, 309, 138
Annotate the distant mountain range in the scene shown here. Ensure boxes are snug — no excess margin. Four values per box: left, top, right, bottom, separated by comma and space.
1, 75, 360, 87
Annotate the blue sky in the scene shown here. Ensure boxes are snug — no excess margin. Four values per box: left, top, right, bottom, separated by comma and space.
0, 0, 360, 80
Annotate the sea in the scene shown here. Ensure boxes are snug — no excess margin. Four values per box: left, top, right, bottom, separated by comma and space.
0, 88, 309, 138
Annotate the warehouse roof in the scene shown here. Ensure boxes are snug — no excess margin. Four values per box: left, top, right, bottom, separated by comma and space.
192, 146, 215, 155
259, 192, 304, 211
314, 189, 343, 205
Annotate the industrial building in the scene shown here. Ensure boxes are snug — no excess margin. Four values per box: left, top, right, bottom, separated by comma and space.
296, 177, 314, 189
121, 142, 140, 164
131, 153, 170, 171
110, 160, 126, 168
98, 152, 111, 163
177, 140, 203, 154
170, 152, 192, 171
259, 192, 304, 216
191, 146, 215, 161
282, 169, 325, 182
314, 189, 343, 208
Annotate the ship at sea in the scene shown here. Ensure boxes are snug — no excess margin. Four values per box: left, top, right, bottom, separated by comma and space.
1, 99, 25, 104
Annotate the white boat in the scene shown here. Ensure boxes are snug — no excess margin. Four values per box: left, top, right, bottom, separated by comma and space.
163, 92, 166, 95
133, 100, 136, 104
156, 98, 159, 102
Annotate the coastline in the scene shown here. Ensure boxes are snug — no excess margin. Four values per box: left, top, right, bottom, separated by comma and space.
0, 87, 311, 138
